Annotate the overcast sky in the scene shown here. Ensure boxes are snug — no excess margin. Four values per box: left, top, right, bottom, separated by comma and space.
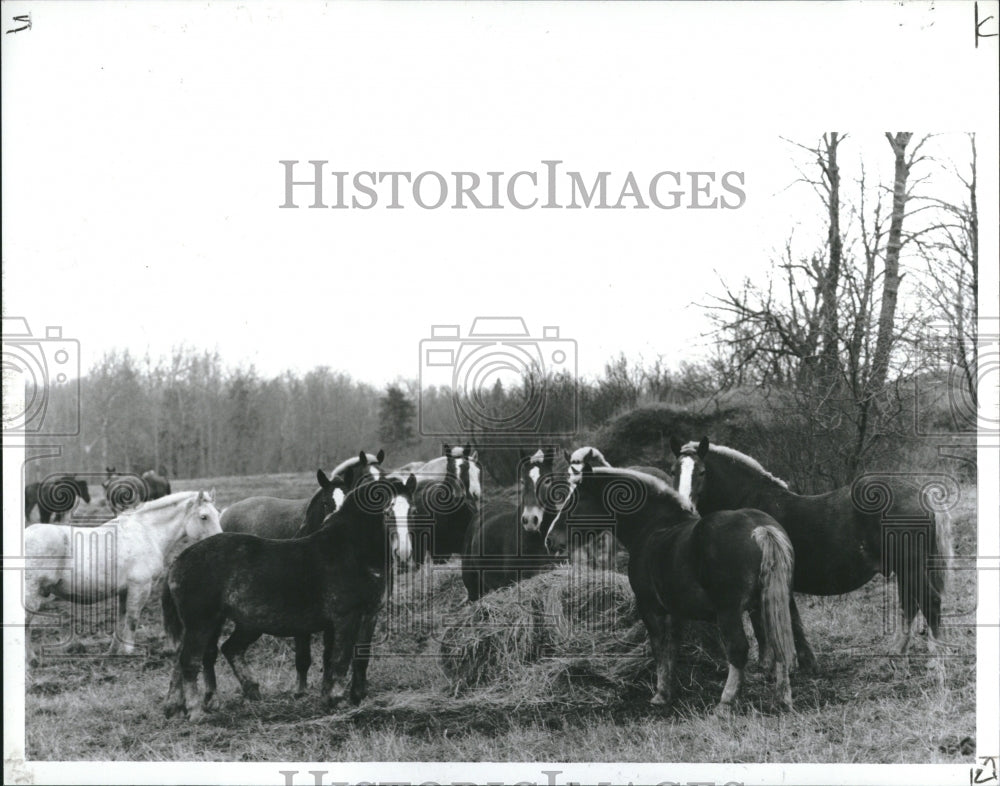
3, 2, 997, 389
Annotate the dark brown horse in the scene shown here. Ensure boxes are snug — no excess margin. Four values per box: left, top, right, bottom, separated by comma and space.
461, 449, 564, 602
545, 463, 796, 714
668, 437, 955, 663
24, 475, 91, 523
162, 474, 416, 722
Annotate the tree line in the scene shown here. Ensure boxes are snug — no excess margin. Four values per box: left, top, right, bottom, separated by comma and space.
29, 133, 977, 490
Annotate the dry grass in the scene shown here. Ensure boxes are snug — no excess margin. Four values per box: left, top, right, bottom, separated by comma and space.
21, 472, 979, 763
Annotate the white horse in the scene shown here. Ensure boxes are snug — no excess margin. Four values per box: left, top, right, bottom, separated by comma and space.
24, 489, 221, 661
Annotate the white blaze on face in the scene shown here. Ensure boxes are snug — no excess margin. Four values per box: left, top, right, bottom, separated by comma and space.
468, 462, 482, 499
530, 449, 545, 464
392, 494, 411, 561
369, 465, 380, 479
528, 465, 541, 488
677, 456, 695, 503
332, 487, 346, 510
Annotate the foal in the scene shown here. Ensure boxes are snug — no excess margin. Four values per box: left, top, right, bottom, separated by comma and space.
162, 475, 416, 722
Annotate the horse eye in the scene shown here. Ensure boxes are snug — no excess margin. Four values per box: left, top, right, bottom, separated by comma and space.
200, 514, 208, 520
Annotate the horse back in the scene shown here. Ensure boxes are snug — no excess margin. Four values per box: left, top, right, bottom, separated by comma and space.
220, 496, 309, 538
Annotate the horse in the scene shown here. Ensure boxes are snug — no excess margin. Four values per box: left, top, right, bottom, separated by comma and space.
24, 475, 92, 523
221, 468, 346, 539
563, 446, 672, 570
141, 470, 172, 500
668, 436, 955, 663
161, 474, 417, 722
24, 490, 221, 661
407, 444, 482, 563
460, 448, 564, 602
544, 462, 796, 714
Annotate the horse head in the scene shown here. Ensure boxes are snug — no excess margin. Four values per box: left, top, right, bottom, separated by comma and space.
313, 469, 348, 519
74, 477, 92, 504
185, 489, 223, 541
668, 436, 710, 506
102, 466, 118, 493
518, 447, 557, 532
442, 443, 481, 504
386, 473, 418, 563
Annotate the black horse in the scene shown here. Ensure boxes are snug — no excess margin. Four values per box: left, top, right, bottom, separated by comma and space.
141, 470, 172, 500
668, 437, 955, 663
545, 463, 796, 714
162, 474, 417, 723
25, 475, 91, 523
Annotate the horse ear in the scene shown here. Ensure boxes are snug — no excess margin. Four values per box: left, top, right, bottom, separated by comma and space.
518, 448, 529, 461
376, 449, 385, 464
563, 449, 572, 464
697, 437, 710, 459
669, 436, 683, 457
196, 489, 206, 503
581, 461, 594, 477
358, 450, 368, 466
209, 488, 216, 502
543, 446, 556, 464
317, 469, 332, 489
463, 442, 471, 457
405, 473, 417, 495
442, 443, 451, 456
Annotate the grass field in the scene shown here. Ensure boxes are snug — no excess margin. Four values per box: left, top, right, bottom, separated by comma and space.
22, 473, 978, 762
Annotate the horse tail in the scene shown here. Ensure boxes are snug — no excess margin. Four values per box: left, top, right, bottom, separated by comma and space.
753, 522, 796, 668
931, 508, 954, 596
161, 577, 182, 649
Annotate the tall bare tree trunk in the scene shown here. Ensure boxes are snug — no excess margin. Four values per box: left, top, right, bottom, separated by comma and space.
819, 132, 843, 381
867, 132, 912, 398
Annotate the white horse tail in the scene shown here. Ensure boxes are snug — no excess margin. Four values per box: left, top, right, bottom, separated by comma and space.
753, 523, 796, 669
932, 507, 954, 596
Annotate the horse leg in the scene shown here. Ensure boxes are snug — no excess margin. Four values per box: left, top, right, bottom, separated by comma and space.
164, 658, 186, 718
23, 577, 45, 666
179, 627, 214, 722
892, 569, 919, 657
349, 613, 378, 706
789, 596, 817, 673
639, 606, 676, 707
293, 634, 312, 698
715, 610, 749, 716
220, 625, 263, 701
321, 613, 360, 710
748, 608, 772, 672
202, 621, 225, 710
117, 581, 151, 656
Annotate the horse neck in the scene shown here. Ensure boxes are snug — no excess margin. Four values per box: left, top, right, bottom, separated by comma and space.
125, 499, 191, 557
319, 500, 384, 565
611, 494, 693, 552
704, 460, 792, 514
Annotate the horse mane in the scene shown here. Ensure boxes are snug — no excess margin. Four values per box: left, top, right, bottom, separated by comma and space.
591, 466, 696, 514
331, 454, 381, 478
131, 490, 201, 514
570, 446, 609, 467
694, 443, 789, 490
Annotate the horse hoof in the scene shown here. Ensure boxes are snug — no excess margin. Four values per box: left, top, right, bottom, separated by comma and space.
293, 690, 307, 699
649, 692, 670, 707
164, 703, 183, 719
349, 688, 367, 706
243, 684, 262, 701
714, 702, 734, 717
187, 708, 206, 723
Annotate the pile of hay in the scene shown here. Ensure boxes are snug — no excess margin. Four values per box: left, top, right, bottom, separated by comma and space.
439, 566, 655, 703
